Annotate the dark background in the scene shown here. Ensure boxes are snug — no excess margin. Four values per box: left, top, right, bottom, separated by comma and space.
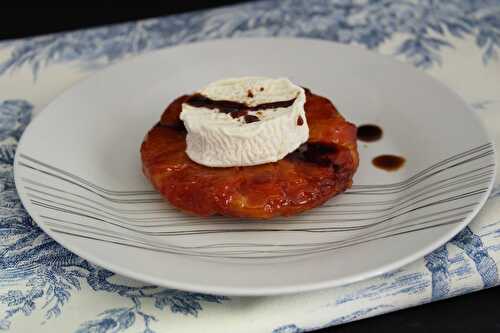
1, 3, 499, 332
0, 4, 250, 40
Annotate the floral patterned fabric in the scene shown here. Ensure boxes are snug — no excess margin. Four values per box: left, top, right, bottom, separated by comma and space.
0, 1, 499, 332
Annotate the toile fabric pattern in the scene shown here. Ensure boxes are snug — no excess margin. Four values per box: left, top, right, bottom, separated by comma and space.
0, 1, 500, 332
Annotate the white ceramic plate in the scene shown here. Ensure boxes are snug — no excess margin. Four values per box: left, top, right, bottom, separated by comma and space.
14, 38, 496, 296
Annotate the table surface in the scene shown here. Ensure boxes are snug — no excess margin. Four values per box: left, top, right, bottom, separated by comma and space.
1, 4, 498, 333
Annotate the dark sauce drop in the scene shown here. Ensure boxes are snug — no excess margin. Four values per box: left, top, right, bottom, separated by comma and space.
297, 115, 304, 126
357, 124, 383, 142
287, 143, 338, 167
230, 110, 248, 118
372, 155, 405, 171
244, 115, 260, 123
185, 94, 243, 113
185, 93, 296, 114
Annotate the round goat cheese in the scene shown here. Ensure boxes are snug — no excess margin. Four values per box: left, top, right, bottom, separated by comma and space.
180, 77, 309, 167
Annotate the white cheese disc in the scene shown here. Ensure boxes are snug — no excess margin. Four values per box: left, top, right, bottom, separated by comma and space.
180, 77, 309, 167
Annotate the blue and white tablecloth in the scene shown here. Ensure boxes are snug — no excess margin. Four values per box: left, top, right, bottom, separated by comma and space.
1, 1, 500, 332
